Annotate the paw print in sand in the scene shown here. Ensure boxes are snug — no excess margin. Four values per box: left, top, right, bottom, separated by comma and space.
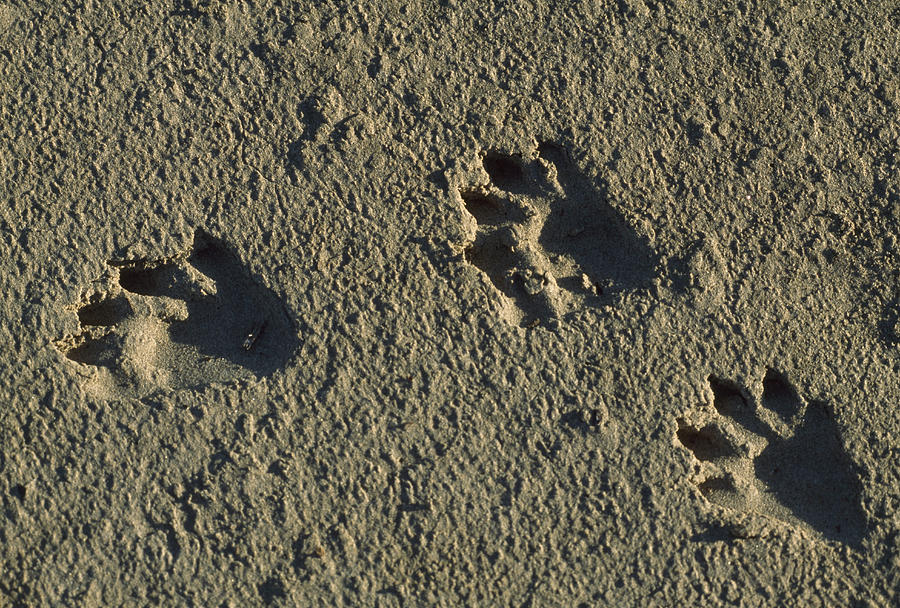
677, 371, 867, 545
457, 143, 659, 327
57, 230, 297, 399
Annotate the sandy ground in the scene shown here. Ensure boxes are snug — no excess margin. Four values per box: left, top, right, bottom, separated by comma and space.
1, 1, 899, 605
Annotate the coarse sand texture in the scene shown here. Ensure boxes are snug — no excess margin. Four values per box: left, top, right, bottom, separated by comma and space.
1, 1, 899, 606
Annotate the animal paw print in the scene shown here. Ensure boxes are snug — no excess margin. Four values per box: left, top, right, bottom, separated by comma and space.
457, 143, 658, 327
677, 371, 867, 545
57, 230, 297, 399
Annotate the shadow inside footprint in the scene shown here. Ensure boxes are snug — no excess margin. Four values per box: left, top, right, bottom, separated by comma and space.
460, 191, 513, 227
65, 331, 120, 367
709, 375, 770, 439
166, 231, 297, 378
761, 369, 802, 426
463, 234, 557, 324
60, 229, 298, 397
754, 400, 867, 546
536, 142, 659, 292
77, 295, 132, 326
676, 422, 736, 461
683, 374, 868, 546
482, 151, 528, 193
119, 263, 180, 297
458, 143, 663, 325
